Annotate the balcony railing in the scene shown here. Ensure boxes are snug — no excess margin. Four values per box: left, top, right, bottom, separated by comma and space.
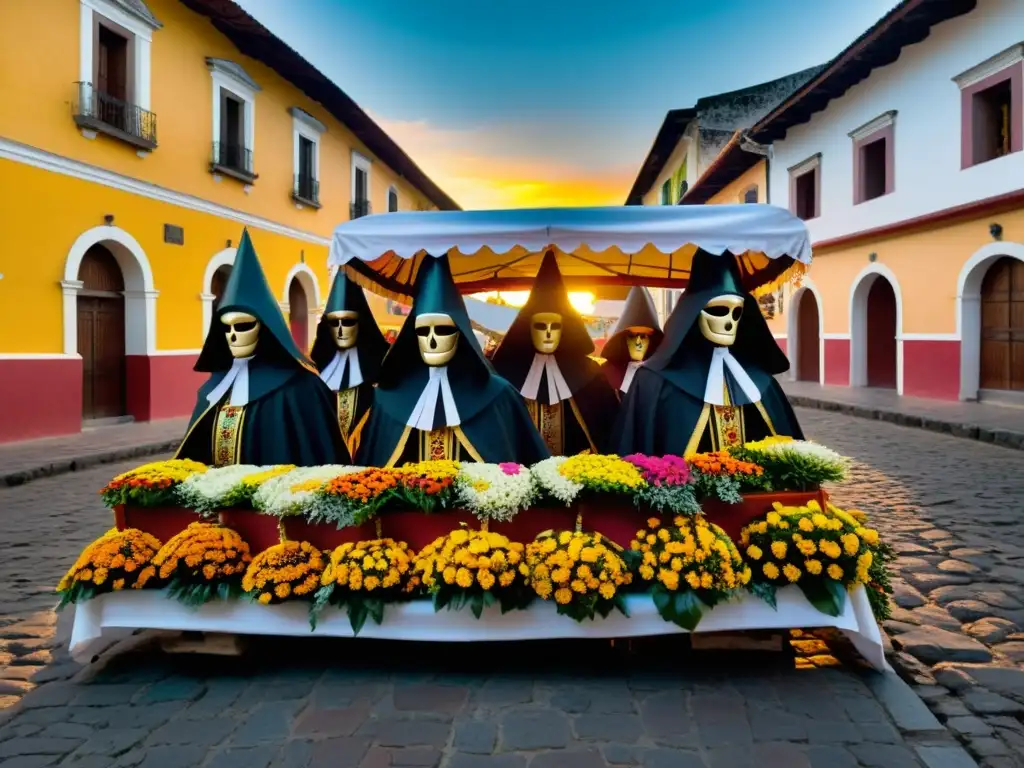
73, 82, 157, 150
293, 174, 320, 207
210, 142, 257, 183
350, 199, 371, 219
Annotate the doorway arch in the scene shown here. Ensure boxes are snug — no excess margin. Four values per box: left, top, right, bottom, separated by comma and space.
201, 247, 237, 339
78, 244, 127, 419
850, 263, 903, 393
786, 278, 824, 384
957, 242, 1024, 399
281, 263, 321, 352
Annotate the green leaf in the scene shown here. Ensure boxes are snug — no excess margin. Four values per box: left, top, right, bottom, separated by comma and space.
348, 601, 369, 636
366, 598, 385, 626
470, 593, 485, 619
747, 582, 778, 610
450, 591, 468, 613
432, 590, 450, 613
482, 590, 497, 608
651, 586, 672, 614
661, 590, 703, 630
799, 579, 846, 617
615, 592, 630, 618
217, 582, 231, 602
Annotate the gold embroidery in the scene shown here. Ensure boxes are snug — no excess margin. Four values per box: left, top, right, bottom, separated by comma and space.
712, 405, 745, 450
213, 405, 245, 467
337, 387, 358, 443
419, 428, 459, 461
347, 408, 372, 458
527, 399, 564, 456
684, 403, 712, 456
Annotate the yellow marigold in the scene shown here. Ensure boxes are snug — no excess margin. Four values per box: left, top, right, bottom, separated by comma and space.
842, 533, 860, 556
805, 559, 823, 575
798, 517, 814, 532
820, 541, 842, 560
746, 545, 763, 561
796, 539, 817, 556
827, 564, 843, 580
783, 564, 801, 583
554, 588, 573, 605
766, 511, 782, 526
598, 582, 616, 600
762, 562, 780, 580
685, 571, 701, 590
659, 569, 680, 591
770, 541, 787, 559
860, 528, 880, 546
58, 527, 164, 597
152, 522, 250, 586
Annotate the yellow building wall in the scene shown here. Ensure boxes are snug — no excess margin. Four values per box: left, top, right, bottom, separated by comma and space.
0, 159, 331, 353
706, 162, 766, 206
0, 0, 436, 237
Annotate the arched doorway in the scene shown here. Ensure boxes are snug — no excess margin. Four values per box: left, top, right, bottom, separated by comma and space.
210, 265, 232, 318
288, 278, 309, 352
795, 289, 821, 382
979, 256, 1024, 392
866, 277, 898, 388
78, 244, 126, 420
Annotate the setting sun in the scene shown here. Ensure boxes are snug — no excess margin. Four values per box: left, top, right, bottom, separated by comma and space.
474, 290, 596, 315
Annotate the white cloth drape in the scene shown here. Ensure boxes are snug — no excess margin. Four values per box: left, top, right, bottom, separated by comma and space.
407, 366, 461, 430
703, 347, 761, 406
620, 361, 644, 393
520, 354, 573, 404
319, 348, 363, 391
206, 357, 251, 407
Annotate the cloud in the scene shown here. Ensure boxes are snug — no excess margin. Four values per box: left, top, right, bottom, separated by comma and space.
369, 113, 636, 209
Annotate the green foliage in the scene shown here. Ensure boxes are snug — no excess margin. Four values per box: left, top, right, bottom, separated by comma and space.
731, 446, 846, 492
866, 541, 896, 622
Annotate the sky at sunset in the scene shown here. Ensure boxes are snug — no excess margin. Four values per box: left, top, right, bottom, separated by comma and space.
234, 0, 899, 210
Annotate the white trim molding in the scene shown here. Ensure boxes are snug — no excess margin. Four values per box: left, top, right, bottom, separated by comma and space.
0, 139, 331, 247
849, 262, 903, 395
956, 240, 1024, 400
0, 353, 82, 361
387, 184, 399, 213
848, 110, 897, 142
282, 263, 322, 348
787, 153, 821, 177
954, 43, 1024, 90
200, 247, 237, 338
207, 58, 259, 163
899, 332, 960, 341
63, 225, 157, 356
149, 349, 201, 356
786, 277, 825, 385
80, 0, 160, 114
291, 107, 324, 206
351, 150, 372, 204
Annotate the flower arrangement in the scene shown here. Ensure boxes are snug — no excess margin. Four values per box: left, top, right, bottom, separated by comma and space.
100, 460, 208, 508
455, 462, 538, 523
686, 451, 768, 503
623, 454, 700, 516
412, 529, 532, 617
242, 540, 325, 607
152, 522, 252, 606
731, 437, 848, 491
531, 456, 583, 506
174, 464, 288, 515
558, 454, 646, 496
524, 531, 633, 621
253, 465, 358, 517
313, 538, 418, 633
56, 527, 161, 609
309, 468, 400, 528
393, 460, 461, 513
739, 500, 885, 618
631, 516, 750, 629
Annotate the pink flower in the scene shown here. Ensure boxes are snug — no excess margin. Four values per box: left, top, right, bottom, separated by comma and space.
623, 454, 692, 486
499, 462, 523, 476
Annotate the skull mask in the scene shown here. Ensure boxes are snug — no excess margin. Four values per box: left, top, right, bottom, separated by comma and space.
626, 326, 653, 362
327, 310, 359, 350
530, 312, 563, 354
415, 312, 459, 366
698, 295, 745, 347
222, 311, 261, 358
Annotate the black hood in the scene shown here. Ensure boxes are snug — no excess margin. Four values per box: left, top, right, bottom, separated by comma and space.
310, 268, 389, 385
602, 286, 664, 366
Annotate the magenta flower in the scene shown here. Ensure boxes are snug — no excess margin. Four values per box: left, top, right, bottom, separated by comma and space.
499, 462, 523, 476
623, 454, 692, 486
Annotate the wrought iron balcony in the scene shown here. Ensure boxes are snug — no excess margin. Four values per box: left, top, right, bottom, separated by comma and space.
73, 82, 157, 150
292, 174, 320, 208
210, 142, 257, 183
350, 199, 371, 219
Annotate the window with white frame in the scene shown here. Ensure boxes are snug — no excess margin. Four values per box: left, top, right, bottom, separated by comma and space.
954, 44, 1023, 169
850, 111, 896, 204
75, 0, 161, 149
387, 186, 399, 212
351, 151, 372, 218
207, 58, 260, 181
290, 107, 325, 207
788, 154, 821, 221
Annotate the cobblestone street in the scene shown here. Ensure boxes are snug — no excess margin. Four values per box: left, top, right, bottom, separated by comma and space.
2, 408, 1023, 766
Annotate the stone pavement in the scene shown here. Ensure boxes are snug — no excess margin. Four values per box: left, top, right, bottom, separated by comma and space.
9, 406, 1024, 766
782, 381, 1024, 451
0, 418, 187, 487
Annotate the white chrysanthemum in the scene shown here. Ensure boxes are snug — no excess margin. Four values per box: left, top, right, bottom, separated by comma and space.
530, 456, 583, 506
455, 463, 538, 522
175, 464, 270, 514
761, 440, 848, 467
254, 465, 361, 517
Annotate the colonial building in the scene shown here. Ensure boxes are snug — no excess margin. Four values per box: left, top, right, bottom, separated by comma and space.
0, 0, 457, 442
746, 0, 1023, 403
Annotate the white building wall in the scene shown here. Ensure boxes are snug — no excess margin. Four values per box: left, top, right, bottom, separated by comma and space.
769, 0, 1024, 243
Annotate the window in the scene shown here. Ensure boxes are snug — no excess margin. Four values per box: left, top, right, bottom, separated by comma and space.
742, 186, 758, 204
955, 44, 1023, 169
351, 151, 372, 218
388, 186, 399, 212
74, 0, 160, 150
788, 154, 821, 221
290, 107, 325, 207
207, 58, 260, 182
660, 179, 672, 205
850, 111, 895, 204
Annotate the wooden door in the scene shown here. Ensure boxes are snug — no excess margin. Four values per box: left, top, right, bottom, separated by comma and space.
796, 292, 820, 382
78, 245, 126, 420
866, 278, 897, 389
288, 279, 308, 352
980, 257, 1024, 391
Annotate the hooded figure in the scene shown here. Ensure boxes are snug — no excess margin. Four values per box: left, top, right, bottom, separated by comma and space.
175, 230, 350, 466
612, 249, 804, 456
356, 256, 549, 467
310, 269, 389, 456
601, 286, 664, 397
490, 251, 620, 455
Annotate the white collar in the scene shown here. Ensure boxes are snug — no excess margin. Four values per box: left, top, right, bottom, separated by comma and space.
703, 347, 761, 406
407, 366, 461, 430
521, 353, 573, 404
620, 360, 644, 393
207, 356, 252, 406
320, 348, 363, 391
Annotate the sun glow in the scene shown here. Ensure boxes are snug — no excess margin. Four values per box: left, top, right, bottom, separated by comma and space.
474, 291, 596, 315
